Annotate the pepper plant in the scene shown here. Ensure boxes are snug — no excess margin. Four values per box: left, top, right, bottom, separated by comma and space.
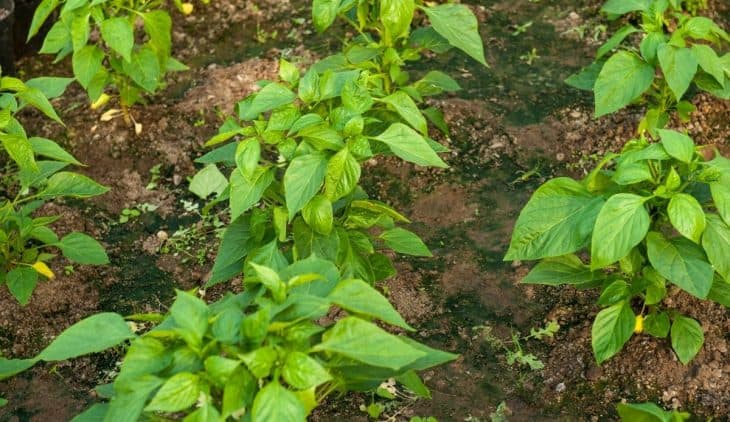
191, 0, 486, 287
566, 0, 729, 133
0, 260, 456, 421
505, 130, 730, 364
0, 73, 109, 305
27, 0, 202, 114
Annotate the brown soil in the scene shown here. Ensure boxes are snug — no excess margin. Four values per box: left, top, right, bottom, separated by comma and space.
1, 0, 729, 421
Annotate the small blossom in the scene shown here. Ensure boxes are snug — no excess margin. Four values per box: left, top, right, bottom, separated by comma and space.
31, 262, 55, 279
634, 315, 643, 334
90, 93, 110, 110
181, 3, 194, 15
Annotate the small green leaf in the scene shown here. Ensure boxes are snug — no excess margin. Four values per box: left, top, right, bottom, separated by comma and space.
144, 372, 201, 413
423, 4, 486, 66
72, 45, 105, 90
522, 254, 600, 286
668, 193, 706, 243
591, 301, 635, 364
100, 18, 135, 62
657, 45, 698, 101
189, 164, 228, 199
6, 267, 39, 306
284, 153, 328, 218
251, 381, 306, 422
380, 91, 428, 135
657, 129, 695, 163
302, 195, 333, 235
670, 315, 704, 364
594, 51, 654, 117
38, 313, 134, 361
373, 123, 447, 168
230, 168, 273, 220
40, 171, 109, 198
647, 232, 713, 299
591, 194, 650, 269
328, 279, 412, 330
282, 352, 332, 390
312, 0, 339, 33
57, 232, 109, 265
324, 147, 360, 201
379, 228, 431, 257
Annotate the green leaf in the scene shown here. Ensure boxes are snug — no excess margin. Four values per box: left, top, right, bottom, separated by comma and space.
601, 0, 651, 14
70, 404, 109, 422
313, 317, 425, 369
657, 129, 695, 163
380, 0, 414, 41
142, 11, 172, 62
144, 372, 201, 413
183, 404, 221, 422
702, 215, 730, 281
208, 215, 256, 286
204, 356, 240, 387
597, 25, 639, 59
222, 367, 256, 419
17, 87, 63, 124
100, 18, 135, 62
423, 4, 486, 66
668, 193, 706, 243
617, 402, 676, 422
0, 358, 37, 381
72, 45, 105, 90
284, 153, 328, 217
647, 232, 713, 299
251, 381, 306, 422
657, 45, 698, 101
39, 21, 70, 55
235, 139, 261, 178
6, 267, 39, 306
594, 51, 654, 117
380, 91, 428, 135
691, 44, 725, 86
25, 77, 74, 99
591, 194, 650, 269
643, 311, 670, 338
38, 313, 133, 361
373, 123, 447, 168
379, 228, 431, 257
282, 352, 332, 390
70, 13, 90, 52
29, 137, 81, 165
522, 254, 600, 286
324, 147, 361, 201
670, 315, 704, 364
122, 46, 161, 93
710, 175, 730, 225
591, 301, 635, 364
312, 0, 340, 33
40, 171, 108, 199
28, 0, 60, 40
56, 232, 109, 265
565, 61, 604, 91
505, 178, 604, 260
640, 32, 666, 63
328, 279, 412, 330
341, 80, 373, 114
1, 134, 37, 172
413, 71, 461, 96
230, 168, 274, 220
170, 290, 209, 348
239, 83, 296, 120
302, 195, 334, 235
189, 164, 227, 199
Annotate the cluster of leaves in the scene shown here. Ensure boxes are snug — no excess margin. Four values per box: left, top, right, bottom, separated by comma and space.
27, 0, 201, 108
191, 0, 486, 287
0, 73, 109, 305
617, 402, 690, 421
1, 260, 456, 421
506, 130, 730, 364
567, 0, 729, 133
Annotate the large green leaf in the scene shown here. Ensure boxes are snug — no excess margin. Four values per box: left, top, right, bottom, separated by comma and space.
505, 178, 604, 260
373, 123, 447, 168
251, 381, 306, 422
57, 232, 109, 265
591, 301, 635, 364
169, 290, 209, 349
284, 153, 328, 217
38, 313, 134, 361
657, 45, 698, 101
312, 0, 340, 33
100, 18, 135, 62
596, 25, 638, 59
328, 279, 412, 330
667, 193, 705, 243
670, 315, 704, 364
647, 232, 713, 299
313, 317, 425, 369
423, 4, 486, 66
29, 137, 81, 165
380, 0, 414, 41
591, 194, 650, 269
702, 215, 730, 281
40, 171, 109, 198
594, 51, 654, 117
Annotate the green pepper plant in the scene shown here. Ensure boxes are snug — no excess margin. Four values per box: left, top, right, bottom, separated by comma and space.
27, 0, 204, 117
566, 0, 729, 133
505, 130, 730, 364
0, 260, 456, 421
191, 0, 487, 287
0, 73, 109, 305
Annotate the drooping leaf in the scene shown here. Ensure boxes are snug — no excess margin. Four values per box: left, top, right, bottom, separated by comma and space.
57, 232, 109, 265
591, 301, 635, 364
423, 4, 486, 65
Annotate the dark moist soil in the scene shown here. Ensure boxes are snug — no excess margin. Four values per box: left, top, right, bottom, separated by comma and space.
1, 0, 729, 421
